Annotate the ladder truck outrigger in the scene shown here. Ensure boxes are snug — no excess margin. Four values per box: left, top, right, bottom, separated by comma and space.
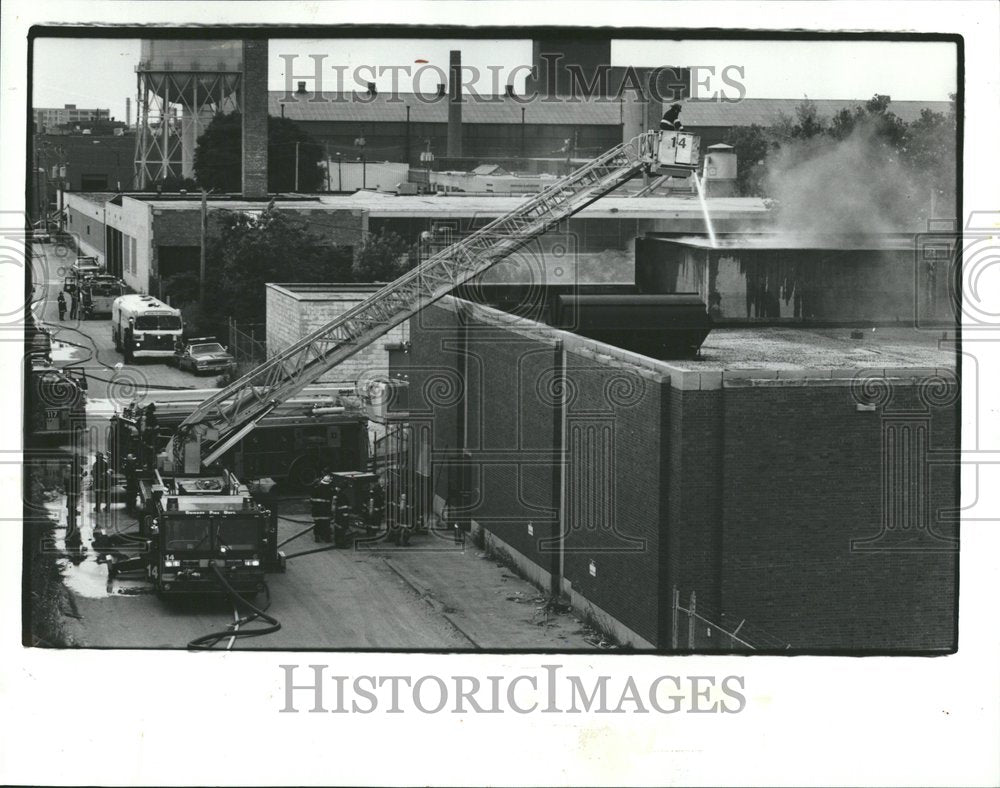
102, 130, 701, 597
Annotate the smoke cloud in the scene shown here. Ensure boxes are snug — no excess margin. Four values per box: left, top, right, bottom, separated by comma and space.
763, 125, 930, 237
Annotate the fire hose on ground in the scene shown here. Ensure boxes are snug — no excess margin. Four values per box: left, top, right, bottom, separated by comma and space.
187, 565, 281, 650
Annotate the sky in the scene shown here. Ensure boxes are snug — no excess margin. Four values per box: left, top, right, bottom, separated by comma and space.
31, 37, 958, 123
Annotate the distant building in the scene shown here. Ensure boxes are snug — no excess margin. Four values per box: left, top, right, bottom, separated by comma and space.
35, 133, 136, 194
272, 93, 951, 170
33, 104, 111, 133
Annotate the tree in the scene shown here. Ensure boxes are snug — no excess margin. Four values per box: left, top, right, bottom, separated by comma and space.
725, 124, 771, 196
193, 113, 325, 193
352, 228, 415, 282
772, 97, 827, 142
728, 94, 956, 219
202, 205, 352, 331
900, 103, 957, 216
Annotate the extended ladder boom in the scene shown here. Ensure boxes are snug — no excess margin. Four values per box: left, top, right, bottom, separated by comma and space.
171, 130, 672, 469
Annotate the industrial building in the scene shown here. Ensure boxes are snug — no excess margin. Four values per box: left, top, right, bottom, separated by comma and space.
60, 188, 771, 299
61, 191, 367, 295
272, 93, 951, 170
33, 104, 111, 133
386, 290, 958, 651
35, 134, 136, 192
636, 234, 953, 324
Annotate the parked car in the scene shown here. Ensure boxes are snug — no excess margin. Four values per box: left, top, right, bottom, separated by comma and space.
172, 337, 236, 375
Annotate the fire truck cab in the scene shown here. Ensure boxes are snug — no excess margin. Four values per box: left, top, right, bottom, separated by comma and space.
132, 469, 282, 595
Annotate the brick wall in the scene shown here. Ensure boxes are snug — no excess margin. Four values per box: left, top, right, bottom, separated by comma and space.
405, 301, 669, 645
559, 348, 666, 647
395, 298, 959, 651
715, 381, 958, 651
265, 284, 409, 384
242, 39, 269, 198
64, 195, 106, 261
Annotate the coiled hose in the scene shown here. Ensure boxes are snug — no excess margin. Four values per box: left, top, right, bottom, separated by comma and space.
187, 565, 281, 650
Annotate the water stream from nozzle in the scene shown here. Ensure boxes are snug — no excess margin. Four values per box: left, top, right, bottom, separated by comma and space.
692, 171, 718, 248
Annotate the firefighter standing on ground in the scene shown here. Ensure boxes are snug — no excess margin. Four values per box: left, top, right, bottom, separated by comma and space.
57, 292, 66, 321
141, 403, 159, 467
63, 458, 81, 538
311, 469, 335, 543
92, 452, 110, 512
122, 452, 139, 514
367, 480, 386, 532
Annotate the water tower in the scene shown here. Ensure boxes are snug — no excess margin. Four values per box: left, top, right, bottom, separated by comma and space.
134, 40, 243, 187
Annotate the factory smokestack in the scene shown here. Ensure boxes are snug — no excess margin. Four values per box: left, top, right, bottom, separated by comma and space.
125, 97, 131, 129
242, 39, 269, 199
447, 50, 463, 158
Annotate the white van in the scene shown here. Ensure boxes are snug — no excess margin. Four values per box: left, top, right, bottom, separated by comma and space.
111, 295, 184, 362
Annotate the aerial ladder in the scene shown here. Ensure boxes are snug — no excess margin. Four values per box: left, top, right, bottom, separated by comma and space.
164, 130, 700, 472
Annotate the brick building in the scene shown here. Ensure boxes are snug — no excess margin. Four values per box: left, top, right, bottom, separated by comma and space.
266, 283, 409, 384
389, 295, 958, 652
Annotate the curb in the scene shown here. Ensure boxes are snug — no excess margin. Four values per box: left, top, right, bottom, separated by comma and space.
378, 556, 480, 649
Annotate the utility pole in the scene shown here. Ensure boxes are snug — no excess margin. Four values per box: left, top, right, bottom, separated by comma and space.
520, 107, 526, 159
405, 105, 411, 165
199, 188, 207, 303
294, 141, 300, 192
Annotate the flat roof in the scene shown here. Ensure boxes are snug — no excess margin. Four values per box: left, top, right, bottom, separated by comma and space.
68, 191, 116, 206
267, 282, 382, 300
314, 192, 770, 219
109, 191, 768, 220
441, 296, 955, 390
139, 197, 329, 211
669, 326, 954, 372
270, 93, 950, 127
656, 234, 916, 251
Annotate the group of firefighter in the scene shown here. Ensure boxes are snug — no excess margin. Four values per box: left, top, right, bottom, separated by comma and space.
309, 470, 399, 546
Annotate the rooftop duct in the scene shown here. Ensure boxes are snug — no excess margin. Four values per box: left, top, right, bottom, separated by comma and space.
552, 293, 712, 360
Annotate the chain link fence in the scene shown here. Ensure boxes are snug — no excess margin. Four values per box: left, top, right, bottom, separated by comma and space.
227, 318, 267, 376
672, 587, 791, 651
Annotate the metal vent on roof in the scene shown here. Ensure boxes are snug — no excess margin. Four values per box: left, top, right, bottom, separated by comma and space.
552, 294, 712, 360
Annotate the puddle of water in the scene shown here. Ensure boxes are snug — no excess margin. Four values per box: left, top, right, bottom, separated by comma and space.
45, 500, 149, 599
50, 341, 85, 363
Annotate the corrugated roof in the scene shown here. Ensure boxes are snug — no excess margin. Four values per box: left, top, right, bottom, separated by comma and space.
270, 93, 950, 127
